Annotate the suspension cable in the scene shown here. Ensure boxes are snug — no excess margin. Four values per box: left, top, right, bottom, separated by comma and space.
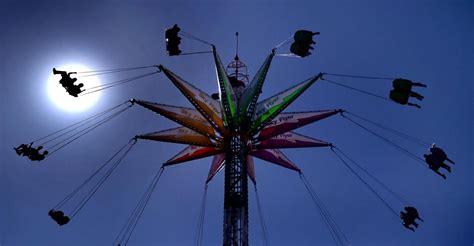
75, 65, 158, 75
45, 109, 123, 151
70, 139, 137, 218
180, 31, 214, 46
253, 185, 270, 246
115, 166, 165, 246
299, 173, 349, 246
124, 169, 162, 246
321, 78, 392, 102
340, 113, 426, 165
52, 138, 136, 221
178, 51, 213, 56
275, 53, 302, 58
333, 146, 410, 205
85, 71, 159, 91
53, 139, 136, 210
80, 71, 159, 96
330, 147, 399, 219
274, 35, 293, 49
301, 174, 348, 246
46, 104, 133, 156
323, 73, 395, 80
47, 106, 131, 154
78, 70, 147, 78
194, 184, 208, 246
118, 175, 157, 245
344, 111, 431, 147
41, 104, 131, 148
32, 101, 130, 145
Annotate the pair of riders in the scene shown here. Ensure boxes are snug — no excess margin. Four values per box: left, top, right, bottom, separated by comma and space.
389, 79, 426, 108
424, 144, 455, 179
53, 68, 84, 97
165, 24, 182, 56
14, 142, 48, 161
48, 209, 70, 226
290, 30, 320, 57
400, 206, 423, 231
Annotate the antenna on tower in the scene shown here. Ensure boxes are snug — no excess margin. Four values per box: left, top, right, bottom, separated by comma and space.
235, 32, 239, 61
226, 31, 249, 88
235, 32, 240, 77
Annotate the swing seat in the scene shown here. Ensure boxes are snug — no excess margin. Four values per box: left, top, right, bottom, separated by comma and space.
392, 79, 413, 91
389, 89, 409, 104
48, 209, 70, 226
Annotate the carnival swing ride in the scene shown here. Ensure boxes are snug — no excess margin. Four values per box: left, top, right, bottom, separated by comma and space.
14, 25, 455, 246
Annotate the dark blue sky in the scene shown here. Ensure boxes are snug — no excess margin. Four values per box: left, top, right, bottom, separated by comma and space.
1, 0, 472, 245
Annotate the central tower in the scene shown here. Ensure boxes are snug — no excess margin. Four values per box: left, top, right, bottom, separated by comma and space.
223, 133, 249, 245
223, 50, 250, 246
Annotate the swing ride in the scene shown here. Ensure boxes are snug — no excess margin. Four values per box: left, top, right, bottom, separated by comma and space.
14, 25, 455, 246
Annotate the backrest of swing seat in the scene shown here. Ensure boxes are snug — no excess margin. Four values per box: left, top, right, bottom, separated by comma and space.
294, 30, 313, 41
392, 79, 413, 91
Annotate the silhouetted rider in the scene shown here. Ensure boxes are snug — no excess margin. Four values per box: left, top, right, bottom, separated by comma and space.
53, 68, 77, 89
400, 210, 419, 232
400, 206, 423, 231
404, 207, 423, 222
14, 143, 31, 156
389, 89, 421, 108
430, 144, 454, 164
389, 79, 426, 108
67, 83, 85, 97
424, 154, 451, 179
48, 209, 70, 226
26, 145, 48, 161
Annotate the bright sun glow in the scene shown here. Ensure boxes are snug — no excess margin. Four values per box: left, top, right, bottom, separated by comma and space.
47, 64, 101, 112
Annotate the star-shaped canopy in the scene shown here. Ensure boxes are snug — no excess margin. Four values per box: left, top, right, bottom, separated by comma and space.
134, 49, 340, 183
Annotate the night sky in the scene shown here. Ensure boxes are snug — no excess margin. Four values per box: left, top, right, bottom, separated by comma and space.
1, 0, 472, 245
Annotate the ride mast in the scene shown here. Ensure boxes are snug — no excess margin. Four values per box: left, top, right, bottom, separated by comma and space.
222, 32, 250, 245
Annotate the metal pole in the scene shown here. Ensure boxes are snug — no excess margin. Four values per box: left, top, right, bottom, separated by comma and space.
223, 134, 249, 246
